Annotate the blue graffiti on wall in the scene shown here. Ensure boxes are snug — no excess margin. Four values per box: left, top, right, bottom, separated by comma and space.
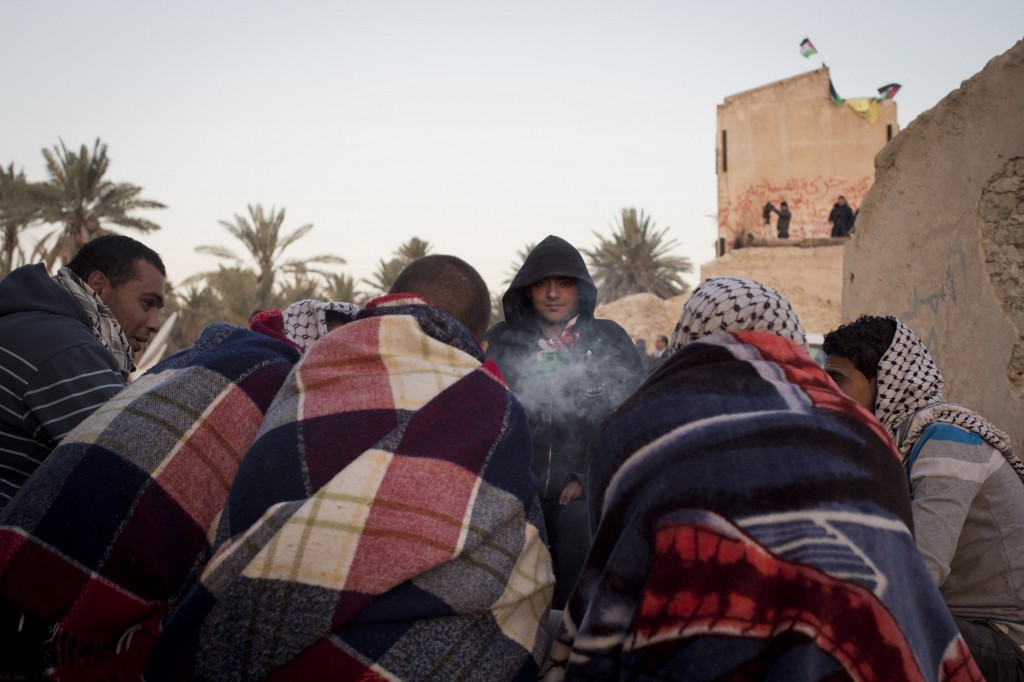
898, 243, 969, 365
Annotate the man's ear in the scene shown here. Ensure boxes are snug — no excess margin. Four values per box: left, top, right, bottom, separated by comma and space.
85, 270, 109, 297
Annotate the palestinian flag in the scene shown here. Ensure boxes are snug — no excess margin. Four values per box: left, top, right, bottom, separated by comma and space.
829, 78, 844, 105
800, 38, 817, 58
877, 83, 902, 100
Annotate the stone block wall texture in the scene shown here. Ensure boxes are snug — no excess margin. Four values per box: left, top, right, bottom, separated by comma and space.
716, 68, 897, 248
701, 243, 843, 335
844, 40, 1024, 447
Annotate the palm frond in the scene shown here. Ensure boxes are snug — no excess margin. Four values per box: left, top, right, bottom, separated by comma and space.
27, 137, 165, 268
196, 244, 242, 262
583, 208, 693, 303
202, 203, 343, 310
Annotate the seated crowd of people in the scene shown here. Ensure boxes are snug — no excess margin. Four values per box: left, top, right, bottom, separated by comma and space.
0, 234, 1020, 680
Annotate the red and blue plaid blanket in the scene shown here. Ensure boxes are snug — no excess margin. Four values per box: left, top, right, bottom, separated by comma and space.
543, 331, 982, 681
146, 295, 554, 681
0, 323, 300, 680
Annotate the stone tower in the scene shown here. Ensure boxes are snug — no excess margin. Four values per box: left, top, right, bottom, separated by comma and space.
716, 68, 898, 250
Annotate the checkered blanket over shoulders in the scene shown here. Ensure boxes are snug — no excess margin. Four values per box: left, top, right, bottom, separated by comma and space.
146, 296, 554, 681
543, 331, 982, 682
0, 322, 301, 680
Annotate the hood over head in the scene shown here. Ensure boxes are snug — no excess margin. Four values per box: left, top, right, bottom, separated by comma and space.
0, 263, 86, 322
501, 235, 597, 328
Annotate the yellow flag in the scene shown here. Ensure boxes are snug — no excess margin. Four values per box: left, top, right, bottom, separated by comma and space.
844, 98, 879, 123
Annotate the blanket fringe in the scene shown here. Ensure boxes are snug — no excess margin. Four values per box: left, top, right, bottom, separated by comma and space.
51, 622, 148, 681
116, 624, 143, 654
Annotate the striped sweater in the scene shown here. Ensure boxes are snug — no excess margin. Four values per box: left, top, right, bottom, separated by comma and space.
0, 264, 125, 509
908, 422, 1024, 622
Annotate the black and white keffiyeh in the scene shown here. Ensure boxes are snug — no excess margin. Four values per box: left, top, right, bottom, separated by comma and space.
52, 266, 134, 377
282, 299, 361, 351
662, 276, 807, 361
877, 317, 1024, 483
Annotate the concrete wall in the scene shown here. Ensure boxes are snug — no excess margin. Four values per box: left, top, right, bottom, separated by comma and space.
844, 41, 1024, 448
716, 68, 897, 248
701, 243, 843, 335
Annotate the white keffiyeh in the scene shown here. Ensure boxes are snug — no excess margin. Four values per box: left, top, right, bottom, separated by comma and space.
662, 277, 807, 361
282, 299, 361, 351
877, 317, 1024, 483
52, 267, 134, 378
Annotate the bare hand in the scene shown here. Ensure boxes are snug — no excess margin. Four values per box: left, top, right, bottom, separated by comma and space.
559, 480, 583, 505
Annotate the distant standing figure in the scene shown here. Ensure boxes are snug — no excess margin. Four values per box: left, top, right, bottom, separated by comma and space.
635, 338, 653, 371
652, 334, 669, 358
768, 200, 792, 239
829, 195, 855, 237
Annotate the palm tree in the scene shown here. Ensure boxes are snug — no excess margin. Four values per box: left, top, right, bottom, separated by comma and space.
273, 272, 322, 310
583, 208, 693, 304
361, 236, 433, 296
362, 257, 406, 297
0, 164, 35, 276
203, 266, 265, 326
30, 139, 166, 268
196, 204, 345, 310
490, 290, 506, 325
322, 272, 363, 305
394, 236, 432, 263
163, 282, 223, 355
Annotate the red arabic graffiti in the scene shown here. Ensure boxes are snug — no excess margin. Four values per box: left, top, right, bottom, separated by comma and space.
719, 176, 872, 244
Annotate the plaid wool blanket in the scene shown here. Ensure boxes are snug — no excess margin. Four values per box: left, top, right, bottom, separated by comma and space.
544, 331, 982, 681
0, 323, 301, 680
146, 295, 554, 681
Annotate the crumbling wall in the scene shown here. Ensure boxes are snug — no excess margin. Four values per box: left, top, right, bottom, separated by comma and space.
979, 157, 1024, 398
844, 40, 1024, 446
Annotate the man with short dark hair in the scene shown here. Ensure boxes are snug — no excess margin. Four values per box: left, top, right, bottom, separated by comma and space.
0, 234, 166, 507
824, 315, 1024, 680
485, 235, 644, 607
769, 200, 792, 239
652, 334, 669, 358
143, 254, 553, 680
389, 254, 492, 341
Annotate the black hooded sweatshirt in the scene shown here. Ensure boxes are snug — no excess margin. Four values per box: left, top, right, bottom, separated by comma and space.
484, 236, 643, 500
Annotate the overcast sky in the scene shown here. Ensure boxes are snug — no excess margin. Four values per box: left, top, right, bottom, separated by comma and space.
4, 1, 1021, 296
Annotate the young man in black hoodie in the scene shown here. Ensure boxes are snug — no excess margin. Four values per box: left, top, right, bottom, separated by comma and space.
485, 235, 644, 607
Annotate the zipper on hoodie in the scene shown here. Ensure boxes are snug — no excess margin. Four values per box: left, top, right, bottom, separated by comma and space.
543, 403, 553, 498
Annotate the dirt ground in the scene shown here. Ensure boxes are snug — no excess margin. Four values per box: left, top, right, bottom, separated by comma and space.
595, 242, 844, 345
